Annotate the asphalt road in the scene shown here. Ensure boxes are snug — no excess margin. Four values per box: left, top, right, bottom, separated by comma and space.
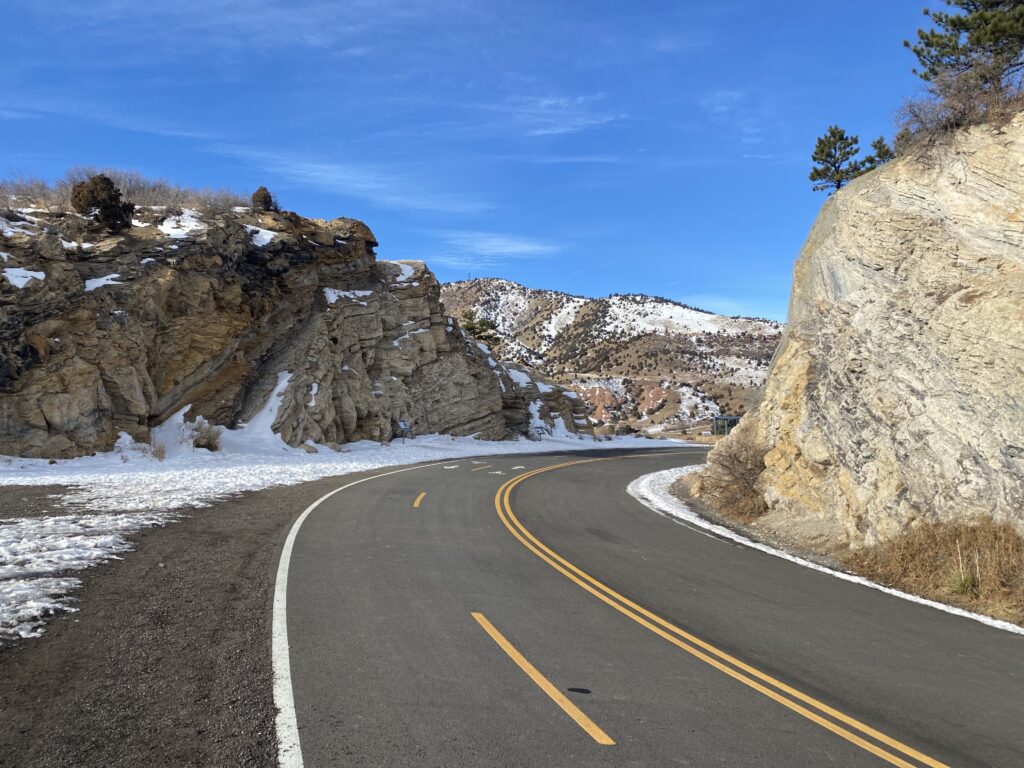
280, 448, 1024, 767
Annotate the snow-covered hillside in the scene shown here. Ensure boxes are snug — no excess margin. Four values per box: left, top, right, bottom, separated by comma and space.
442, 278, 783, 434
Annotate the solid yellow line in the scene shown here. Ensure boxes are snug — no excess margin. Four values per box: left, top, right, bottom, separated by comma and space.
413, 491, 426, 508
470, 465, 493, 472
495, 462, 949, 768
471, 611, 615, 746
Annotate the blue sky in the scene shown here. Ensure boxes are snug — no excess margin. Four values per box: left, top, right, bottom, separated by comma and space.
2, 1, 929, 320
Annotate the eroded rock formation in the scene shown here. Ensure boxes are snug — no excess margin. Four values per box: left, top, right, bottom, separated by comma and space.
0, 206, 588, 457
695, 116, 1024, 546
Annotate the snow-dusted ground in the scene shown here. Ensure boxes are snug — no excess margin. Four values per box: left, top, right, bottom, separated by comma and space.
627, 466, 1024, 636
0, 400, 674, 641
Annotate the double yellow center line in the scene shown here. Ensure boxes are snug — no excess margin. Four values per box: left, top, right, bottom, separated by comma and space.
493, 459, 949, 768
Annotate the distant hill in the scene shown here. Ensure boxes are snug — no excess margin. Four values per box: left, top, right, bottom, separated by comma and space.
441, 278, 783, 435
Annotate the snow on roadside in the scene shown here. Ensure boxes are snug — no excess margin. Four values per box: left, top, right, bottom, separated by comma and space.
627, 466, 1024, 636
0, 398, 678, 641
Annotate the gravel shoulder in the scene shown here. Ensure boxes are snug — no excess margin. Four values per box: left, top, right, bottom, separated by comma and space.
0, 469, 380, 768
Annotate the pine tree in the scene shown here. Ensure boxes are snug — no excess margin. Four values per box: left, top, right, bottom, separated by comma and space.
809, 126, 864, 193
906, 1, 1024, 89
460, 309, 500, 346
863, 136, 896, 170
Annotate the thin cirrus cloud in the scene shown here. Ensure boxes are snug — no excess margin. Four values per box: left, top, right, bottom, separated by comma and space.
212, 145, 491, 215
430, 229, 560, 269
18, 0, 408, 51
497, 94, 626, 136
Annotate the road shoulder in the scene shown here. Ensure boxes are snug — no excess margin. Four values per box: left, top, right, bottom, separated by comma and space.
0, 470, 377, 768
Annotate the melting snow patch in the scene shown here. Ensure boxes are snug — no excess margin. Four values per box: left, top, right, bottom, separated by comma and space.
61, 240, 94, 250
324, 288, 373, 306
382, 260, 416, 282
131, 219, 151, 227
3, 267, 45, 288
507, 369, 532, 387
245, 225, 277, 247
85, 273, 123, 292
627, 466, 1024, 637
0, 252, 9, 263
0, 217, 37, 237
158, 209, 205, 239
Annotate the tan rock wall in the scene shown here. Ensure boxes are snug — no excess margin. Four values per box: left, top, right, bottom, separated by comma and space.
696, 117, 1024, 546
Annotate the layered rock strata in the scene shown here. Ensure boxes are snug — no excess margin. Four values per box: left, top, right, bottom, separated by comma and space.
695, 117, 1024, 545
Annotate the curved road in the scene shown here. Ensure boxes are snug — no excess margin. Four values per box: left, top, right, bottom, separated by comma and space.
277, 448, 1023, 767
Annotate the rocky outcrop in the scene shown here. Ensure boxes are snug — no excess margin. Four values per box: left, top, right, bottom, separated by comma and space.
695, 116, 1024, 547
0, 206, 588, 457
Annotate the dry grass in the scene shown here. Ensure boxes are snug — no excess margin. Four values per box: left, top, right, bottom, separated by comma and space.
897, 73, 1024, 152
150, 441, 167, 462
191, 419, 223, 452
842, 518, 1024, 625
1, 167, 246, 215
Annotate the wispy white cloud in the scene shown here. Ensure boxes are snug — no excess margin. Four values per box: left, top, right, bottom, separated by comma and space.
430, 229, 559, 268
212, 146, 490, 214
18, 0, 418, 51
700, 89, 747, 116
495, 94, 626, 136
698, 89, 781, 148
0, 109, 37, 120
497, 153, 621, 164
2, 98, 211, 140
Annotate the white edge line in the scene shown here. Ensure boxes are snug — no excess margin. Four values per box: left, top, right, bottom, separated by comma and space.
272, 460, 451, 768
626, 465, 1024, 638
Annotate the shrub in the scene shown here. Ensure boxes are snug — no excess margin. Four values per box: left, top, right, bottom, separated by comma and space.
70, 174, 134, 231
693, 429, 769, 521
191, 418, 223, 452
251, 186, 277, 212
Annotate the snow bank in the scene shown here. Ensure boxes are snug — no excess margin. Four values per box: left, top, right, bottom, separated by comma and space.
0, 400, 676, 641
627, 466, 1024, 637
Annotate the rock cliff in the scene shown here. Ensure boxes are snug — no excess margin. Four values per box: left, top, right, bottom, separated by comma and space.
695, 116, 1024, 546
0, 206, 589, 457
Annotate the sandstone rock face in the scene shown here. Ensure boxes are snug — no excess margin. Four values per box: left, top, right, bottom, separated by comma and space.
696, 117, 1024, 546
0, 207, 588, 457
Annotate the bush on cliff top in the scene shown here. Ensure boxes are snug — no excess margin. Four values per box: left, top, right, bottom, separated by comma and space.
251, 186, 278, 212
70, 174, 134, 232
